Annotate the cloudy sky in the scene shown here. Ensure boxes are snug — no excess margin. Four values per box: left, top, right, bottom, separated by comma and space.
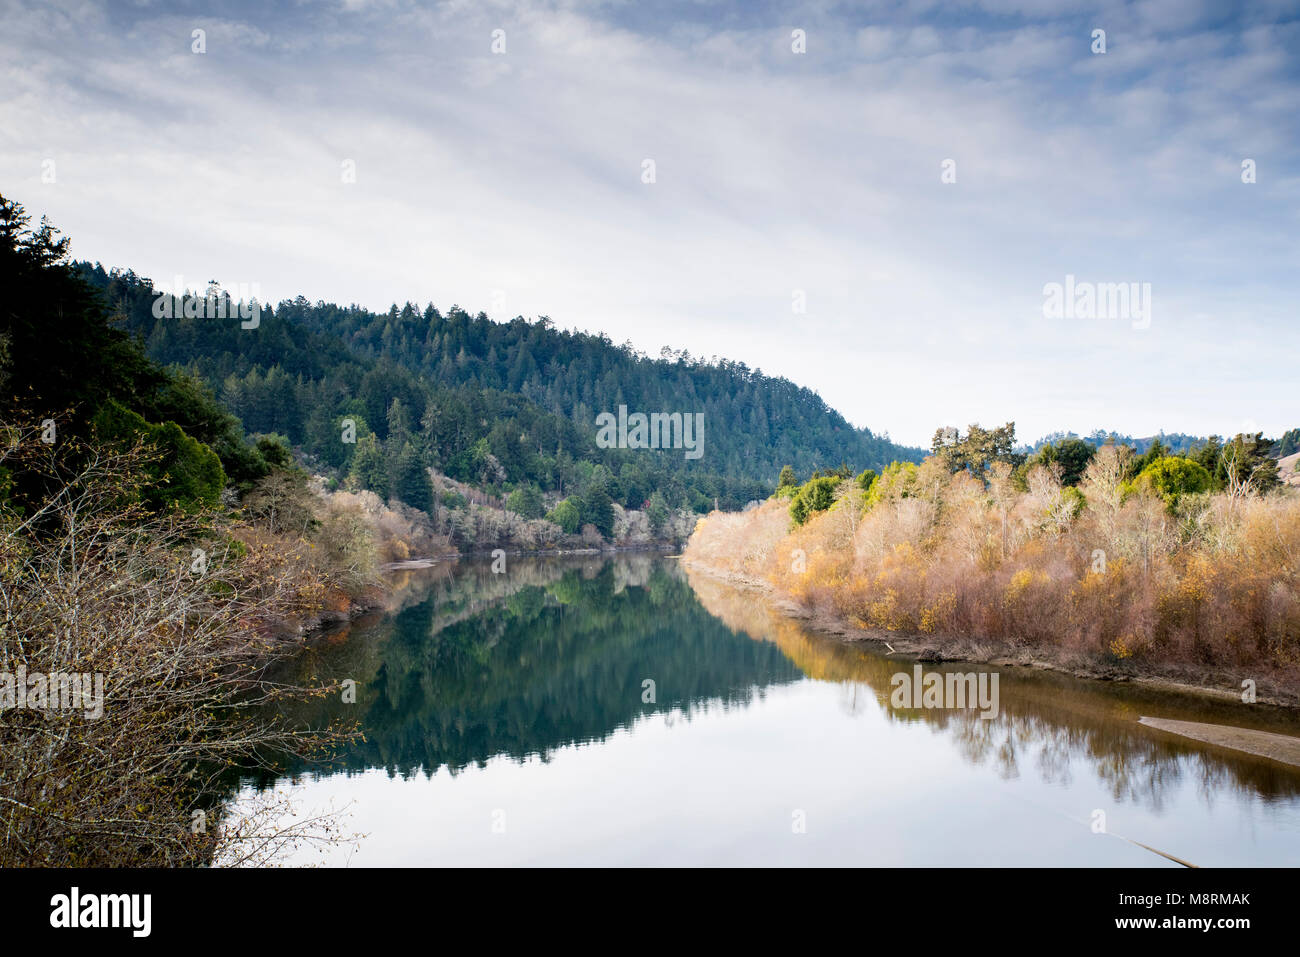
2, 0, 1297, 446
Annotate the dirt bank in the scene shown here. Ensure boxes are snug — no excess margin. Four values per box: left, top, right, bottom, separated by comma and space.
678, 557, 1300, 711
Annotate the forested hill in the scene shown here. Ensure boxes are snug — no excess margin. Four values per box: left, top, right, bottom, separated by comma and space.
75, 264, 920, 509
281, 299, 909, 477
1028, 429, 1300, 458
1025, 430, 1212, 455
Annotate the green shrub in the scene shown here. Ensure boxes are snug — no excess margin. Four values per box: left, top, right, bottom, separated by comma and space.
1135, 456, 1212, 505
1059, 486, 1086, 520
789, 476, 840, 526
91, 400, 224, 510
548, 497, 581, 534
506, 483, 546, 519
865, 461, 917, 507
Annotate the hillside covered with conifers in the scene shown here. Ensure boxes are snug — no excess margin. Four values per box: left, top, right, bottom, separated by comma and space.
75, 263, 920, 515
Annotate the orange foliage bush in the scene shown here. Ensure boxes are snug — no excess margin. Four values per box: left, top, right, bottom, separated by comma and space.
684, 455, 1300, 681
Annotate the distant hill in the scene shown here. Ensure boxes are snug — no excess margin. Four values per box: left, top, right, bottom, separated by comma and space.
1028, 430, 1226, 456
76, 264, 922, 511
1028, 428, 1299, 459
278, 293, 919, 477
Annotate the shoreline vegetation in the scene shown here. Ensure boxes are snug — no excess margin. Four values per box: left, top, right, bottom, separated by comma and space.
0, 427, 360, 865
682, 434, 1300, 711
269, 478, 695, 641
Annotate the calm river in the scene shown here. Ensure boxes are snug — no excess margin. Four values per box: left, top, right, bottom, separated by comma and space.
232, 555, 1300, 866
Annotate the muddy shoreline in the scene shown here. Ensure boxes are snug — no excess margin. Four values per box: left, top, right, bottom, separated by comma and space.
678, 558, 1300, 711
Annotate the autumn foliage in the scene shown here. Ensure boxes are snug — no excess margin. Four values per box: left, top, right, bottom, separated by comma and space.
685, 449, 1300, 691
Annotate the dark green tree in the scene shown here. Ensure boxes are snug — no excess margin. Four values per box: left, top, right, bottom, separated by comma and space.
581, 485, 615, 539
390, 442, 434, 512
349, 434, 390, 499
1024, 437, 1095, 487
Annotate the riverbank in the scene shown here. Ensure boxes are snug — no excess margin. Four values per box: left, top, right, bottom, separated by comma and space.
678, 556, 1300, 711
1138, 716, 1300, 766
272, 477, 693, 643
265, 588, 387, 641
683, 481, 1300, 711
680, 556, 1300, 772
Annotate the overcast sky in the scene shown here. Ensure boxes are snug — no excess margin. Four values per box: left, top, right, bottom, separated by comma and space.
3, 0, 1298, 446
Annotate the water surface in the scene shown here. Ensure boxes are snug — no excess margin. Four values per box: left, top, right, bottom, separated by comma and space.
235, 555, 1300, 866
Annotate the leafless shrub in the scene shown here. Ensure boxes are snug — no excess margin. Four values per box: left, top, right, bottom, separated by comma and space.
0, 425, 356, 866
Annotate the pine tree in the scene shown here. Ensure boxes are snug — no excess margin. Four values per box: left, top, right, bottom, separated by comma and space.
580, 485, 615, 539
348, 434, 390, 499
389, 442, 434, 512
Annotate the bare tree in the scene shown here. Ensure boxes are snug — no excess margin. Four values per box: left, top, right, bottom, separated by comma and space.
1080, 444, 1133, 551
1224, 445, 1263, 510
0, 424, 356, 866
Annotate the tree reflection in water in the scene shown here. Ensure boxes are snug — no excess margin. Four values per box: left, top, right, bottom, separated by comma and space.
687, 565, 1300, 814
243, 556, 1300, 823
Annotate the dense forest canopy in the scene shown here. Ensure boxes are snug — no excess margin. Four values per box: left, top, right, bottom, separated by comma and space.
69, 260, 921, 513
